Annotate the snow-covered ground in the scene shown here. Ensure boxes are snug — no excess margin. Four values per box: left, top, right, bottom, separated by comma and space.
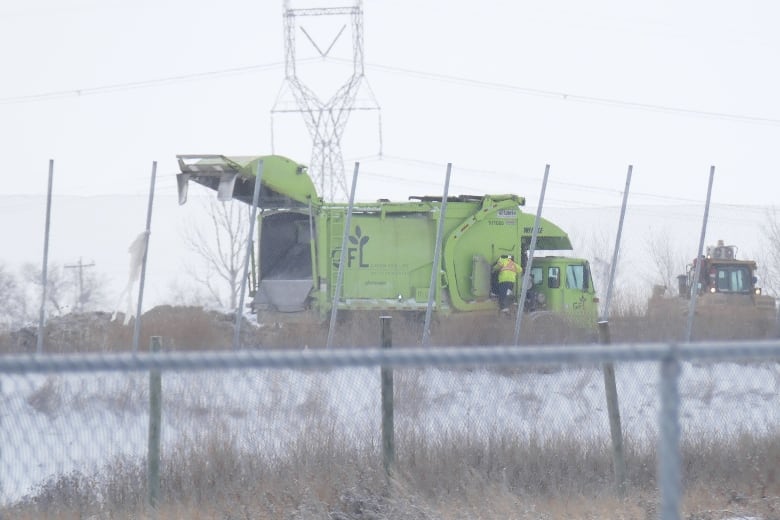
1, 359, 778, 504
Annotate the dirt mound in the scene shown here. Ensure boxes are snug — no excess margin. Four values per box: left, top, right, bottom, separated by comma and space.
19, 301, 759, 355
0, 306, 605, 354
0, 306, 268, 354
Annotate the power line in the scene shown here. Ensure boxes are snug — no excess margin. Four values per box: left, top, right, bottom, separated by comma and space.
355, 60, 780, 127
352, 153, 652, 202
0, 62, 286, 105
350, 153, 780, 211
3, 57, 778, 127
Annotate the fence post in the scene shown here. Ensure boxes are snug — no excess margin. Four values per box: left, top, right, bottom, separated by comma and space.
148, 336, 162, 509
514, 164, 549, 345
422, 164, 451, 346
599, 321, 627, 497
327, 163, 360, 349
36, 159, 55, 354
132, 161, 158, 353
380, 316, 395, 482
658, 346, 682, 520
685, 166, 715, 342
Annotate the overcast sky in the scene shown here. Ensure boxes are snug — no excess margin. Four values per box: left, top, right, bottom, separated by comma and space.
2, 0, 779, 208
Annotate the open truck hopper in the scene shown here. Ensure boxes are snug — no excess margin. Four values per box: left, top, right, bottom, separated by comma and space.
177, 155, 319, 316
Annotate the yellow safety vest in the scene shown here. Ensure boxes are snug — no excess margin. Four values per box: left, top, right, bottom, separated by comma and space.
495, 258, 520, 283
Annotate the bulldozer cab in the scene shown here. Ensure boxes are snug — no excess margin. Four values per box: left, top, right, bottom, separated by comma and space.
702, 263, 755, 294
691, 240, 760, 296
683, 252, 760, 297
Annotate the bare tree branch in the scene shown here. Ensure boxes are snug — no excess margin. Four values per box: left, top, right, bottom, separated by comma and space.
182, 198, 250, 309
758, 207, 780, 297
0, 264, 27, 328
22, 263, 65, 316
644, 228, 688, 297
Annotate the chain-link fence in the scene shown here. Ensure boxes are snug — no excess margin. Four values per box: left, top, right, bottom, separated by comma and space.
1, 334, 779, 520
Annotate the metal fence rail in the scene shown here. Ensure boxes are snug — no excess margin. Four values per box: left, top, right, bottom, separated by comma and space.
3, 340, 780, 373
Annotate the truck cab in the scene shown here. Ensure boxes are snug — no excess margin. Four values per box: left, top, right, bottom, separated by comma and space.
526, 256, 598, 327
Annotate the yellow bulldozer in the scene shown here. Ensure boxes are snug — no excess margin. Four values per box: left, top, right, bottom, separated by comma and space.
647, 240, 777, 340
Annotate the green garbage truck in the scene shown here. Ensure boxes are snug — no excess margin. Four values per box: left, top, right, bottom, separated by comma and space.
176, 155, 599, 328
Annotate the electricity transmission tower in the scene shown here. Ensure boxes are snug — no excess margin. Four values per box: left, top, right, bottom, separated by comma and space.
272, 0, 381, 202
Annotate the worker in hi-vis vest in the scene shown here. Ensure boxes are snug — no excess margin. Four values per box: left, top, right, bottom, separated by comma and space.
492, 254, 521, 313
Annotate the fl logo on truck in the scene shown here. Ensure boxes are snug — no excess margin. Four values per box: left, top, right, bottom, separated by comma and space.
332, 225, 370, 268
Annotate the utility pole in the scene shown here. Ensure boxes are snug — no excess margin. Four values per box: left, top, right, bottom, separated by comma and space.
64, 257, 95, 312
272, 0, 381, 202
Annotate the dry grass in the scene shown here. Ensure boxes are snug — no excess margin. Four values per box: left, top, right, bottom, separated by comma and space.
4, 428, 779, 519
609, 305, 778, 344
